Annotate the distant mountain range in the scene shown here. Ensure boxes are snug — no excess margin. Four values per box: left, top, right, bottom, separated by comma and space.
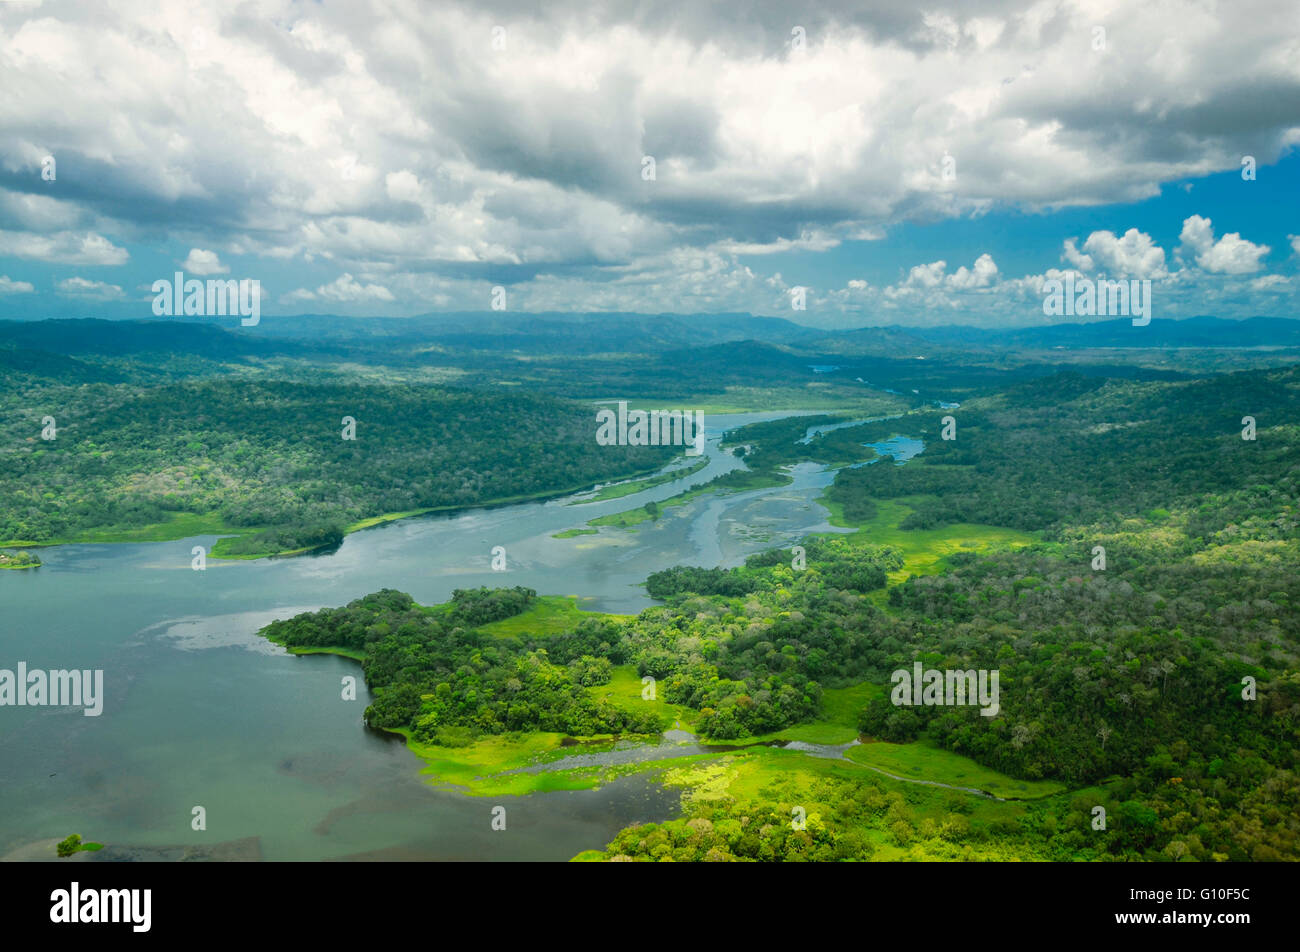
232, 311, 825, 352
903, 316, 1300, 350
2, 315, 1298, 377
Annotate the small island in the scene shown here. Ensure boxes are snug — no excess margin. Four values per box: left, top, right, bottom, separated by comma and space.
56, 834, 103, 857
0, 549, 41, 569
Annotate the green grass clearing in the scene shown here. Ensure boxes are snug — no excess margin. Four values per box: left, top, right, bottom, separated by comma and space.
818, 495, 1036, 604
846, 738, 1066, 800
708, 681, 882, 745
476, 595, 629, 640
586, 664, 699, 733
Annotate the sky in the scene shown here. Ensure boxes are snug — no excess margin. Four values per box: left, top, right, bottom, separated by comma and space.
1, 0, 1299, 328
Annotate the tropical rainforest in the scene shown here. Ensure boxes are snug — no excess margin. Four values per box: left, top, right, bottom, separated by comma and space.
4, 313, 1298, 862
253, 354, 1300, 862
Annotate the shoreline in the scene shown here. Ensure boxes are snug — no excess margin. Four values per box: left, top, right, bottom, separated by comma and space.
0, 460, 675, 561
0, 407, 834, 561
1, 836, 262, 863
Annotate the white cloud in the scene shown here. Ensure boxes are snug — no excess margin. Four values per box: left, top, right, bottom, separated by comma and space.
947, 253, 998, 289
889, 254, 999, 295
712, 232, 841, 255
1064, 229, 1168, 278
0, 276, 35, 294
56, 277, 125, 300
0, 230, 128, 265
182, 248, 229, 275
1178, 215, 1270, 274
1062, 239, 1093, 272
284, 272, 395, 303
902, 261, 948, 289
1250, 274, 1290, 292
0, 2, 1296, 322
2, 4, 1297, 275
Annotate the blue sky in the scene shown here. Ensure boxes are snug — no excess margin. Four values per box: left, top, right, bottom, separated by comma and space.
1, 0, 1298, 328
767, 152, 1300, 295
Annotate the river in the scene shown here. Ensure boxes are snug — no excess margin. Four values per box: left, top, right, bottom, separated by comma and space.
0, 410, 906, 861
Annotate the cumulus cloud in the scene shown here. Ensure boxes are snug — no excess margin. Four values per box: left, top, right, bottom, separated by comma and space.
1178, 215, 1270, 274
56, 277, 124, 300
0, 230, 128, 265
901, 261, 948, 289
837, 205, 1292, 325
284, 272, 395, 303
947, 253, 998, 289
1062, 240, 1094, 271
0, 275, 34, 293
1063, 229, 1168, 279
3, 5, 1299, 285
0, 1, 1296, 322
889, 254, 999, 295
182, 248, 229, 275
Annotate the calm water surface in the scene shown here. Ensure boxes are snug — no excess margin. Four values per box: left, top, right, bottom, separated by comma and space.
0, 411, 905, 861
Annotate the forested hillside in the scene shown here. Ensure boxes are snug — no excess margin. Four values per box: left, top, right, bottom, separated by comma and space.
0, 379, 673, 550
7, 311, 1298, 861
265, 363, 1300, 861
828, 367, 1300, 531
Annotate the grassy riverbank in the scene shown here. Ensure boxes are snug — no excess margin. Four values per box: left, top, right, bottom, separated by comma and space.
573, 745, 1067, 862
1, 462, 675, 561
568, 457, 710, 505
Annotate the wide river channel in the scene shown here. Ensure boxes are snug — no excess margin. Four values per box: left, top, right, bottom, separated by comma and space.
0, 411, 917, 861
